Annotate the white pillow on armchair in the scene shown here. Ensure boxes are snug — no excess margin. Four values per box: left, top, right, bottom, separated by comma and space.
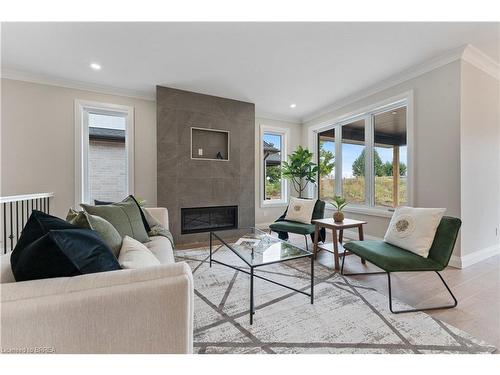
384, 206, 446, 258
284, 197, 316, 224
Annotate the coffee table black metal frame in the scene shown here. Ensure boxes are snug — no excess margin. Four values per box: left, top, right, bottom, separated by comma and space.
209, 230, 314, 325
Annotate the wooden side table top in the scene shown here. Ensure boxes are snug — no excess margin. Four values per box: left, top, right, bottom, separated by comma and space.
312, 218, 367, 229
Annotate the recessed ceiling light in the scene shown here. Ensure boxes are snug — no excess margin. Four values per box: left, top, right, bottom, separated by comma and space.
391, 110, 397, 115
290, 104, 297, 108
90, 63, 101, 71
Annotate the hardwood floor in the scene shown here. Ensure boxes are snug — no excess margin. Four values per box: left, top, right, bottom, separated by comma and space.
286, 231, 500, 351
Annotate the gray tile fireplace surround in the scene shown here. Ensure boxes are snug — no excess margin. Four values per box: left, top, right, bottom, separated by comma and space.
156, 86, 255, 245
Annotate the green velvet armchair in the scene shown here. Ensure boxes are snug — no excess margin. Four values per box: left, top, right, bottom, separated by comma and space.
342, 216, 461, 314
269, 199, 326, 251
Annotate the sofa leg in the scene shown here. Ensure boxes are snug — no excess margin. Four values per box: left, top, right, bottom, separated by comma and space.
387, 272, 458, 314
304, 235, 309, 252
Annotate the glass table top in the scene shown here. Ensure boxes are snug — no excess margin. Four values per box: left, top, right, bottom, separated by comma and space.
211, 227, 312, 267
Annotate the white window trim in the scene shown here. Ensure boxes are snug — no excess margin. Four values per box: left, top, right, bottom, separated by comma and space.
260, 125, 289, 207
74, 99, 135, 208
309, 90, 414, 218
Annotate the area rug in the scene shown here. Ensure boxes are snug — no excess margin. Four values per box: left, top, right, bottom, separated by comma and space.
175, 246, 496, 354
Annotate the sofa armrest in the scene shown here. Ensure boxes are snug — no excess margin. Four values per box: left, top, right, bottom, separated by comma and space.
144, 207, 169, 230
0, 262, 193, 353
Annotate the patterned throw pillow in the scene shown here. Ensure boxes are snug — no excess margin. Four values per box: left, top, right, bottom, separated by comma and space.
284, 197, 316, 224
384, 206, 446, 257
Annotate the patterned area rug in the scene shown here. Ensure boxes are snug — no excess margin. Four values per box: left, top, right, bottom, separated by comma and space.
175, 246, 496, 354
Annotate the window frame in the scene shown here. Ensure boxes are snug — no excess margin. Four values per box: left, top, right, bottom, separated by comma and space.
260, 125, 289, 207
311, 91, 414, 217
74, 99, 135, 207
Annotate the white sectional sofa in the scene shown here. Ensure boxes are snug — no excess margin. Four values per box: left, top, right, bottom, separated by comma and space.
0, 208, 194, 354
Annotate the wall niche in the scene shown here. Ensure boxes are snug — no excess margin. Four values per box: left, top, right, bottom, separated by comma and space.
191, 127, 229, 161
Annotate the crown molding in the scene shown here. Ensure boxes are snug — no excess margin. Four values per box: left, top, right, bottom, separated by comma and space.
461, 44, 500, 80
255, 111, 302, 125
302, 45, 467, 123
1, 68, 156, 101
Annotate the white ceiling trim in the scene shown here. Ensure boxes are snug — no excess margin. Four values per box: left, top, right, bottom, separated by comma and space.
302, 45, 467, 124
461, 44, 500, 80
1, 68, 156, 101
254, 111, 301, 124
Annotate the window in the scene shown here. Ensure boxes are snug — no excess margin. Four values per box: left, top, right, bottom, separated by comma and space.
75, 100, 134, 206
261, 127, 287, 205
318, 128, 336, 202
317, 99, 410, 211
373, 107, 408, 207
341, 119, 366, 205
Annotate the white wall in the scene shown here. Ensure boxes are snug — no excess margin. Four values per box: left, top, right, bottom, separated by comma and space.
0, 79, 157, 218
302, 61, 462, 253
460, 61, 500, 260
254, 117, 302, 226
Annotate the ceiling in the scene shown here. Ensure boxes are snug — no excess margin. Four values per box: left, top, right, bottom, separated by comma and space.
2, 22, 499, 122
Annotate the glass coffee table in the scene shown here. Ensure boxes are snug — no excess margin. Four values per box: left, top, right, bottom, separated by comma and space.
210, 228, 314, 324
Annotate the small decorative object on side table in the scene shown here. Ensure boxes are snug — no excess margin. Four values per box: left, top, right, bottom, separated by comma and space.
312, 218, 367, 270
331, 195, 347, 222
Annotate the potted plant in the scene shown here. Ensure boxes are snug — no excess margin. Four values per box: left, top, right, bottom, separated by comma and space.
331, 195, 347, 222
280, 146, 318, 198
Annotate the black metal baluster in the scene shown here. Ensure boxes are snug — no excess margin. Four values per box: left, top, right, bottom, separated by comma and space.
9, 202, 13, 251
26, 199, 29, 220
47, 197, 50, 214
16, 201, 19, 242
21, 200, 24, 230
3, 203, 6, 254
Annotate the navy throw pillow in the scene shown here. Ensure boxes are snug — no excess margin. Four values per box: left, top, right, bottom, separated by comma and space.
11, 211, 121, 282
14, 210, 76, 253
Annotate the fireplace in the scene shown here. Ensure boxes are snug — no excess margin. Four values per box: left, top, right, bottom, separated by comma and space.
181, 206, 238, 234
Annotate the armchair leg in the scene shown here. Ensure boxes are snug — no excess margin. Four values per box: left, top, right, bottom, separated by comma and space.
387, 272, 458, 314
304, 235, 309, 252
341, 253, 458, 314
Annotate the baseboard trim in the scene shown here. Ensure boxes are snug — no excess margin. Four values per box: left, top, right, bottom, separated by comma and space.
449, 243, 500, 269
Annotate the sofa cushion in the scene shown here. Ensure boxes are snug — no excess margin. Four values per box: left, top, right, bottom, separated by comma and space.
81, 196, 150, 243
66, 209, 123, 257
145, 236, 175, 264
269, 221, 316, 235
118, 236, 161, 269
11, 228, 121, 282
343, 240, 444, 272
1, 254, 15, 283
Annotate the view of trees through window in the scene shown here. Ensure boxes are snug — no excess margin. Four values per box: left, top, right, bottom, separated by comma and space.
318, 128, 335, 202
373, 106, 407, 207
263, 133, 283, 200
318, 105, 408, 208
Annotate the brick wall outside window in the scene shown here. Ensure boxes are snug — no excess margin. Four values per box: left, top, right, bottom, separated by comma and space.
88, 139, 127, 203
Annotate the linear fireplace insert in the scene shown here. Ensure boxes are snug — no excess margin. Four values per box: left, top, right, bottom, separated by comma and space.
181, 205, 238, 234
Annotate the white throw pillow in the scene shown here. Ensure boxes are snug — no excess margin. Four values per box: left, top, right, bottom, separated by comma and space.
118, 235, 161, 269
384, 206, 446, 258
284, 197, 316, 224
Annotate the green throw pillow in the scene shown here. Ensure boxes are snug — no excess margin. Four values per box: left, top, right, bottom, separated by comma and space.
81, 196, 150, 243
66, 209, 123, 257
